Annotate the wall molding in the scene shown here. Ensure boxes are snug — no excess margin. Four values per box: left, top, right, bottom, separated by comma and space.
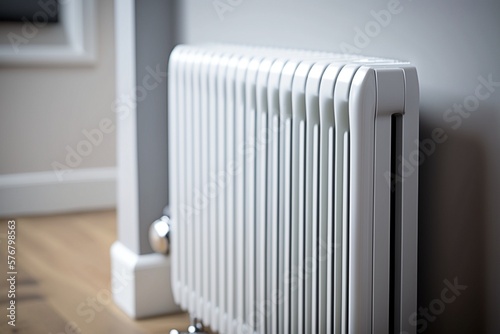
0, 167, 116, 217
0, 0, 96, 66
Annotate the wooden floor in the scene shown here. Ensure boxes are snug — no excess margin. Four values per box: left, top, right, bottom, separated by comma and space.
0, 210, 189, 334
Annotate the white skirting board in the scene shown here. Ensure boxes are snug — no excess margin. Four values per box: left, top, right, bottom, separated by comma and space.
0, 167, 116, 217
110, 241, 181, 318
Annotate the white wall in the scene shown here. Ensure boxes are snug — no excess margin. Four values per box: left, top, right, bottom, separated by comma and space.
0, 0, 116, 216
178, 0, 500, 332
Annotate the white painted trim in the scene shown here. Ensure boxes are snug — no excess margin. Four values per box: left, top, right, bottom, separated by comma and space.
115, 0, 140, 253
0, 0, 96, 66
110, 241, 181, 319
0, 167, 116, 217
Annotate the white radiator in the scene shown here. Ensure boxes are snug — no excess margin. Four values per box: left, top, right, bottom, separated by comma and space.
168, 44, 419, 334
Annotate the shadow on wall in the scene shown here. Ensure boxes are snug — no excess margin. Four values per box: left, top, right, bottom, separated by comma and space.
418, 111, 487, 333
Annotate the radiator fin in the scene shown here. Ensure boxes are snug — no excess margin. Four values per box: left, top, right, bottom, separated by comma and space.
168, 44, 418, 334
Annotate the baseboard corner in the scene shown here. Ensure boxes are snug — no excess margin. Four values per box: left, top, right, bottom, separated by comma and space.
110, 241, 181, 319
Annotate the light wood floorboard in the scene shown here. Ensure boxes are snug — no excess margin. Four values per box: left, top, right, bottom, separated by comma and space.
0, 210, 189, 334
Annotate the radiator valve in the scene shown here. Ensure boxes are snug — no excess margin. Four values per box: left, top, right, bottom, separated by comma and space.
169, 319, 208, 334
149, 215, 171, 255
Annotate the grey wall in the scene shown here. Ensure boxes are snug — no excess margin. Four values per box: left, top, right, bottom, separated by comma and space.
115, 0, 178, 255
177, 0, 500, 332
134, 0, 178, 254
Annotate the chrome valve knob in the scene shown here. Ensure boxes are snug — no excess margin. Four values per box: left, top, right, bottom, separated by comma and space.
169, 319, 207, 334
149, 215, 171, 255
